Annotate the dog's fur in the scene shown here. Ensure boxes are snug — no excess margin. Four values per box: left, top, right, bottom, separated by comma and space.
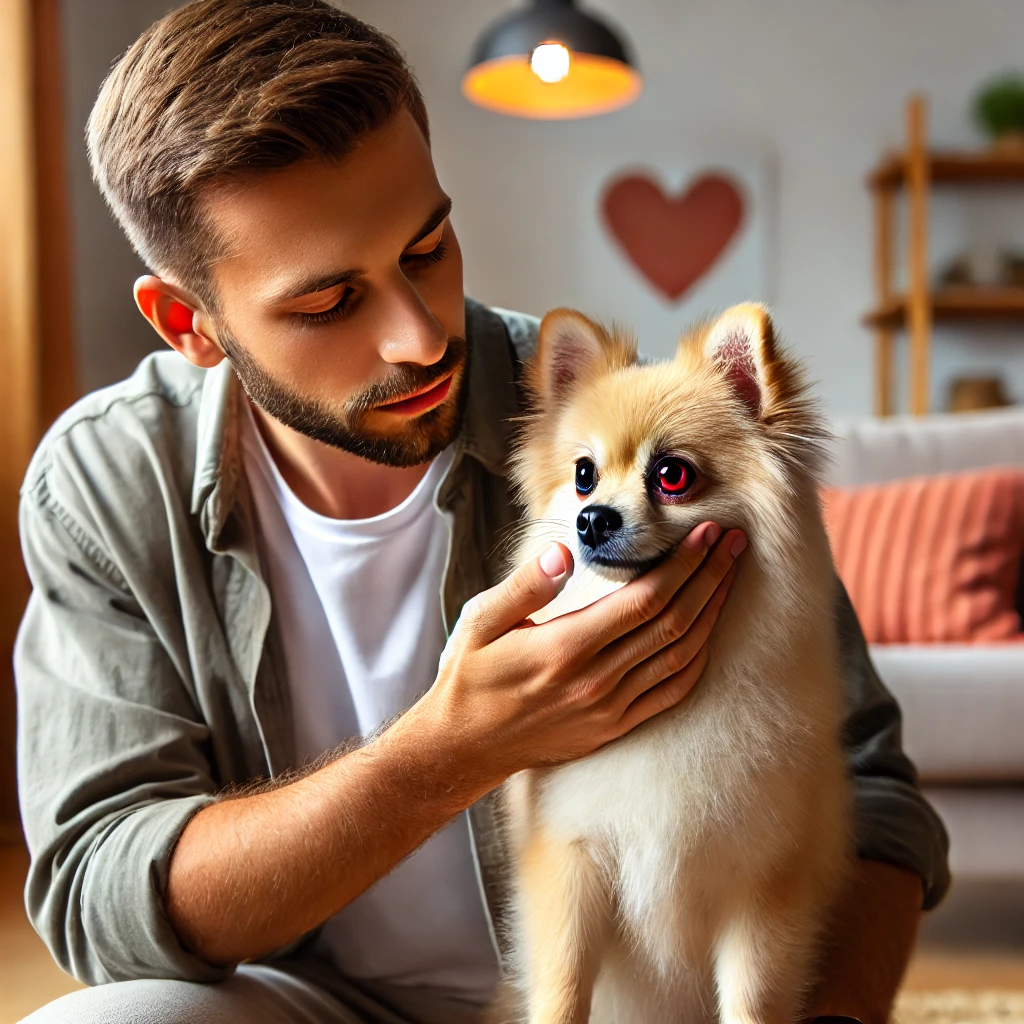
493, 304, 851, 1024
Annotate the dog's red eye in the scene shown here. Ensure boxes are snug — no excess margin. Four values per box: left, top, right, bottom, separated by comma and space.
650, 456, 695, 500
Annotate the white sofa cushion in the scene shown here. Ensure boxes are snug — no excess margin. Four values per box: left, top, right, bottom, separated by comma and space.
828, 406, 1024, 487
871, 643, 1024, 782
922, 787, 1024, 879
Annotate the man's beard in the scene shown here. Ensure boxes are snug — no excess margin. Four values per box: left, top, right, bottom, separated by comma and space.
220, 328, 471, 468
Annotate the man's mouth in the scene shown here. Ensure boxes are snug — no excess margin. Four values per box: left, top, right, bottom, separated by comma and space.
375, 373, 454, 417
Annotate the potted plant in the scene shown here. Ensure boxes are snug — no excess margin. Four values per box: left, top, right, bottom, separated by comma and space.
974, 74, 1024, 151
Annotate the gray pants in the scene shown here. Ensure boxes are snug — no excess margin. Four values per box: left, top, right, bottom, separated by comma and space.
21, 962, 487, 1024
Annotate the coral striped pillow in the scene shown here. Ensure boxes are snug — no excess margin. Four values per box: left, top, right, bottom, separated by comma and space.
821, 468, 1024, 643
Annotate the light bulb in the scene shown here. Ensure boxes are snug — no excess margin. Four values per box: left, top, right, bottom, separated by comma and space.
530, 42, 571, 84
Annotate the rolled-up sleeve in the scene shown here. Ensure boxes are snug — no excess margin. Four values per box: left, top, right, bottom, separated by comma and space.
15, 478, 230, 984
835, 580, 951, 909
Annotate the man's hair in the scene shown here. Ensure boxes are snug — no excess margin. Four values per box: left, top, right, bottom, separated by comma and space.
87, 0, 429, 308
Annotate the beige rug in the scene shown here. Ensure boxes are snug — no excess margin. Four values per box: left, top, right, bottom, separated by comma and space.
896, 991, 1024, 1024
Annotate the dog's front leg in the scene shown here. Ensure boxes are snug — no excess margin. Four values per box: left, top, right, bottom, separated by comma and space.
515, 829, 609, 1024
712, 880, 822, 1024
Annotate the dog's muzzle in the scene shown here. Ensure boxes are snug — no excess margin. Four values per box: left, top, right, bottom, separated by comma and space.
576, 504, 623, 550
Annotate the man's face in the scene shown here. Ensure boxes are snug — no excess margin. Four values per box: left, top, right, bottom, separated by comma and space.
202, 110, 467, 467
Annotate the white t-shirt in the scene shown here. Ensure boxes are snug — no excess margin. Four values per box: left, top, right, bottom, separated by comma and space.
240, 404, 499, 1003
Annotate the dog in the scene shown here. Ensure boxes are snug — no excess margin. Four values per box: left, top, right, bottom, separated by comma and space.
494, 303, 851, 1024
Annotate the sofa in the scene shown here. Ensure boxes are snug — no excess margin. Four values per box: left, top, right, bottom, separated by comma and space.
828, 405, 1024, 882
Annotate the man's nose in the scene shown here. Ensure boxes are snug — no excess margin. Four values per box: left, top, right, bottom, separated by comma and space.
576, 505, 623, 549
377, 279, 449, 366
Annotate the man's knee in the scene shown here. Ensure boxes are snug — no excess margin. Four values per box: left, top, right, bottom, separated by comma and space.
19, 968, 329, 1024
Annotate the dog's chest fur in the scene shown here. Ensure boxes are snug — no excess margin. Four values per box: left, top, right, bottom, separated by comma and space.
505, 515, 848, 992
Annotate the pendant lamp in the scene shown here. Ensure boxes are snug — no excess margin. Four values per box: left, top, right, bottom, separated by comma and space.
462, 0, 642, 120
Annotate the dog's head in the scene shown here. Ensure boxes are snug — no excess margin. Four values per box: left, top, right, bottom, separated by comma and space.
511, 303, 827, 582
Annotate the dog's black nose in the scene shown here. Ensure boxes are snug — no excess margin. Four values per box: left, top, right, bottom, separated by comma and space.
576, 505, 623, 549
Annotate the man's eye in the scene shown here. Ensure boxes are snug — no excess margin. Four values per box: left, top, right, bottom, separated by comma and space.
299, 289, 353, 326
401, 241, 448, 269
402, 220, 449, 269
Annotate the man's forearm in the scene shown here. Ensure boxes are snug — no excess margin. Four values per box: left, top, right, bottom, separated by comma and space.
166, 704, 493, 966
806, 859, 923, 1023
164, 533, 740, 969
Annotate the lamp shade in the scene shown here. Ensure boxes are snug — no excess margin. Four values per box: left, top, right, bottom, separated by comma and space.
462, 0, 642, 120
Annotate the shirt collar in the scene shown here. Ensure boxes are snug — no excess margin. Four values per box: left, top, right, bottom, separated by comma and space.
458, 297, 521, 477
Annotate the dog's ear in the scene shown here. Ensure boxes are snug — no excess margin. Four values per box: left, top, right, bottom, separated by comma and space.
701, 303, 783, 420
535, 308, 614, 406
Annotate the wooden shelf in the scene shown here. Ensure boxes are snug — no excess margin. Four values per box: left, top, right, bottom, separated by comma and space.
868, 99, 1024, 415
864, 287, 1024, 329
869, 149, 1024, 190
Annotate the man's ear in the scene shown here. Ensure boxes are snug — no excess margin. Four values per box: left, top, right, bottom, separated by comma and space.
536, 308, 625, 408
701, 302, 781, 419
134, 276, 225, 369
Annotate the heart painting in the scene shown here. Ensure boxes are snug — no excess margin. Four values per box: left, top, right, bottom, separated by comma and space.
601, 173, 746, 302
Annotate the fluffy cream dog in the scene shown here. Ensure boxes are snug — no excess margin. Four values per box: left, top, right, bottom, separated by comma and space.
494, 303, 851, 1024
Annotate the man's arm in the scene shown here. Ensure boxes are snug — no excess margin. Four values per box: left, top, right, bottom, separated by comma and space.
165, 528, 743, 964
835, 582, 950, 909
807, 583, 950, 1021
806, 860, 922, 1023
164, 710, 490, 964
17, 482, 227, 985
19, 460, 743, 973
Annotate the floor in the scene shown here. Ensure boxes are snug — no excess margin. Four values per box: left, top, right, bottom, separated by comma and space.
1, 842, 1023, 1023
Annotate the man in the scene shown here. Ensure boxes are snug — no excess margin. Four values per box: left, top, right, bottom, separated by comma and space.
15, 1, 948, 1022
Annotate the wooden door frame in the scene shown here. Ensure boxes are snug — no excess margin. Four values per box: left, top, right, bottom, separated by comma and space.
0, 0, 77, 839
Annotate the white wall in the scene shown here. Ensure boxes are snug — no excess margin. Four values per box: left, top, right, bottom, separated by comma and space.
65, 0, 1024, 415
62, 0, 178, 394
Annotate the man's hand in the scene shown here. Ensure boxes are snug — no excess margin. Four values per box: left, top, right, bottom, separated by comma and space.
166, 522, 743, 966
413, 523, 746, 787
